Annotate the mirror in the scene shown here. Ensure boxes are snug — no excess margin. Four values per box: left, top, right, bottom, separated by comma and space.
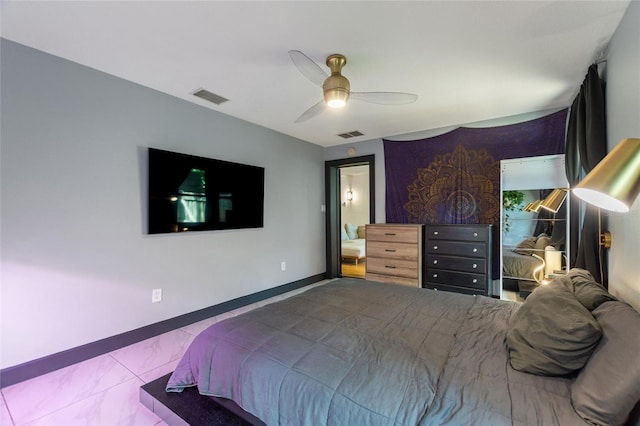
500, 155, 570, 301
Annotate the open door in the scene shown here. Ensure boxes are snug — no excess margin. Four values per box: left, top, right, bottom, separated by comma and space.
325, 155, 375, 279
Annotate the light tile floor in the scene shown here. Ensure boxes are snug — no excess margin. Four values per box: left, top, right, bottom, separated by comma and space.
1, 281, 331, 426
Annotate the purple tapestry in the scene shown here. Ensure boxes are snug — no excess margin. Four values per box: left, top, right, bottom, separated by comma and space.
383, 109, 568, 278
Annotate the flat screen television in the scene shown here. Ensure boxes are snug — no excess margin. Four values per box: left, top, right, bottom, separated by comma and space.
147, 148, 264, 234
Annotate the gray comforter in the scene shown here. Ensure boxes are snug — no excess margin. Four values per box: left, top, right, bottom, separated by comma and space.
503, 249, 544, 280
166, 278, 588, 425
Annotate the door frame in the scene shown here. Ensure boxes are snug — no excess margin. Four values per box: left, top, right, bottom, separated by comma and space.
325, 155, 375, 278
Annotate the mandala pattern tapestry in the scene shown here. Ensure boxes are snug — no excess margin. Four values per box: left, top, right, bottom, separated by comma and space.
383, 109, 568, 278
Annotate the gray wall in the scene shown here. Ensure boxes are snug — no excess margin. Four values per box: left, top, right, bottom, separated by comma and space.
0, 39, 325, 369
605, 0, 640, 311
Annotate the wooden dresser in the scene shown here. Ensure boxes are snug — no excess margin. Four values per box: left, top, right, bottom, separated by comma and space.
423, 224, 492, 296
365, 224, 423, 287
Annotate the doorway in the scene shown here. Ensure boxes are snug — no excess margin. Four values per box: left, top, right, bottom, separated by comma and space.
325, 155, 375, 279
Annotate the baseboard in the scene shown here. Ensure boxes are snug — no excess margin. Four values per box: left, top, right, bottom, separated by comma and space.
0, 273, 326, 388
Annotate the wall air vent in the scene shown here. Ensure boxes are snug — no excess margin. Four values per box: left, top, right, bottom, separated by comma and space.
192, 89, 229, 105
338, 130, 364, 139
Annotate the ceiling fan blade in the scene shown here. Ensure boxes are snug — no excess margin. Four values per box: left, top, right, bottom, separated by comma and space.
289, 50, 328, 87
350, 92, 418, 105
295, 100, 326, 123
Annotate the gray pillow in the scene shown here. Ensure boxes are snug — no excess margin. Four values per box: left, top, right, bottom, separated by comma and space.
506, 279, 602, 376
567, 268, 617, 311
534, 234, 552, 252
571, 301, 640, 426
513, 236, 536, 255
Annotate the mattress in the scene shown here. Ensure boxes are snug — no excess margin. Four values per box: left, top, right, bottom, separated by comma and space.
166, 278, 588, 425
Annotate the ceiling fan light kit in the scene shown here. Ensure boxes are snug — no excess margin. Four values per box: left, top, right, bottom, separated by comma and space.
323, 54, 350, 108
289, 50, 418, 123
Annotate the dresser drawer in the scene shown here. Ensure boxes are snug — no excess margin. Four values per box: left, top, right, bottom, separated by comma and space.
424, 283, 486, 296
366, 225, 420, 244
425, 269, 488, 290
426, 225, 490, 242
425, 240, 487, 258
365, 272, 419, 287
366, 257, 419, 279
367, 241, 418, 261
426, 254, 486, 274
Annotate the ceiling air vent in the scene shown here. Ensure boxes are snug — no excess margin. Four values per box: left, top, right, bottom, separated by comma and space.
192, 89, 229, 105
338, 130, 364, 139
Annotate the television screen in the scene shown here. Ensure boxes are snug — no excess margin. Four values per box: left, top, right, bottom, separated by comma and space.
147, 148, 264, 234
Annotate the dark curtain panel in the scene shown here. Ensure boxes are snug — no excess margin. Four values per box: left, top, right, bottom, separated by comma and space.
383, 109, 567, 279
565, 64, 607, 286
533, 189, 555, 236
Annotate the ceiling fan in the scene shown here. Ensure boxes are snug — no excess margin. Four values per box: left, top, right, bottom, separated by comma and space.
288, 50, 418, 123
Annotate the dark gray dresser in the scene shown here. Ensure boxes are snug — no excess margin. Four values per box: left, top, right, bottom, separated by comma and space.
423, 224, 493, 296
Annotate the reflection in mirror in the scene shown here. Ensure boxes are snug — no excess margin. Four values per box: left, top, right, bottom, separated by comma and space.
502, 189, 568, 300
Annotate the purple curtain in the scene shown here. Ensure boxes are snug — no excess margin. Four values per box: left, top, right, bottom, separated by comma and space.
383, 109, 568, 279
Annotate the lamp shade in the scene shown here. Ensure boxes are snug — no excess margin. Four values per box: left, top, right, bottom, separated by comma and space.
524, 199, 542, 213
573, 138, 640, 212
540, 188, 568, 213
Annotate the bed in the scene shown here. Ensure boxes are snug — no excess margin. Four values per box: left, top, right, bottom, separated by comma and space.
165, 273, 640, 426
502, 233, 562, 296
341, 238, 366, 264
502, 248, 545, 281
341, 223, 366, 264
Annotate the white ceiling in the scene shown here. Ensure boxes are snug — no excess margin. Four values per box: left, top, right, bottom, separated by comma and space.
0, 1, 630, 147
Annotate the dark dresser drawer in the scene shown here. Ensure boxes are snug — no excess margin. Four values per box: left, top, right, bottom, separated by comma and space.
425, 225, 490, 242
425, 240, 487, 258
424, 283, 486, 296
425, 269, 488, 290
426, 254, 486, 274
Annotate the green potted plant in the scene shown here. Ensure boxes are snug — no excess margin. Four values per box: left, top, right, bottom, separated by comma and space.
503, 190, 525, 234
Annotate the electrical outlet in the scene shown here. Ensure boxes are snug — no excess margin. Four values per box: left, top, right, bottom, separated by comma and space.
152, 288, 162, 303
281, 261, 287, 271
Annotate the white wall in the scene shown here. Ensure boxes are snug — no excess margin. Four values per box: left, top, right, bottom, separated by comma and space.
0, 40, 326, 369
604, 1, 640, 311
340, 166, 370, 228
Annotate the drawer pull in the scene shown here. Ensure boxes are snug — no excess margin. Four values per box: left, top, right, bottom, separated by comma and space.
384, 233, 397, 236
472, 248, 478, 253
385, 265, 397, 269
472, 263, 478, 269
473, 232, 478, 237
433, 245, 438, 250
384, 249, 397, 252
472, 279, 478, 284
432, 273, 438, 278
433, 231, 439, 235
433, 260, 438, 265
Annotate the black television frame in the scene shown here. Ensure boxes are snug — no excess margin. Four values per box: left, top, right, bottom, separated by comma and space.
147, 148, 264, 234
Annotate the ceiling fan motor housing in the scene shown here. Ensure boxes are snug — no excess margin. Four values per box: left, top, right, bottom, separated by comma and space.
323, 54, 350, 107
